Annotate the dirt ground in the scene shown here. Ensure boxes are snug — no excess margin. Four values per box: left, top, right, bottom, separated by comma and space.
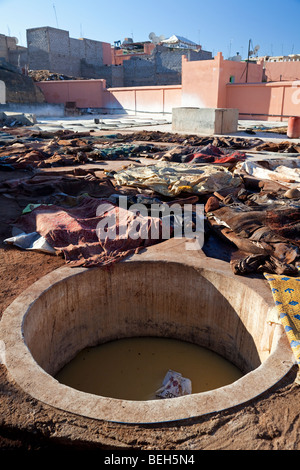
0, 138, 299, 451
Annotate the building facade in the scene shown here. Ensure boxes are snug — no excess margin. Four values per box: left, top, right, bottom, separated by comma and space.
0, 34, 28, 70
27, 27, 112, 77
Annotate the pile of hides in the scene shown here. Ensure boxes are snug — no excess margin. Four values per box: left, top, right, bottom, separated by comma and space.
116, 130, 265, 149
155, 143, 246, 165
0, 129, 164, 170
12, 196, 166, 268
113, 161, 242, 197
236, 159, 300, 190
3, 128, 300, 277
206, 197, 300, 276
1, 168, 197, 268
0, 170, 117, 202
119, 130, 300, 154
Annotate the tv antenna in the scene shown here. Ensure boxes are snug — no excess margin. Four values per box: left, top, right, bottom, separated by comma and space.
53, 3, 59, 28
246, 39, 260, 82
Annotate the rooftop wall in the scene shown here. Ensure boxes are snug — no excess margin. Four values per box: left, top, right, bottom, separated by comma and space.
104, 85, 182, 113
226, 81, 300, 121
36, 79, 107, 108
37, 79, 181, 113
264, 61, 300, 82
181, 52, 264, 108
36, 51, 300, 121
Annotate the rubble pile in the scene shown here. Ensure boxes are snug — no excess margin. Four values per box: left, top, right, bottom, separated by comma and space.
0, 112, 36, 129
28, 70, 84, 82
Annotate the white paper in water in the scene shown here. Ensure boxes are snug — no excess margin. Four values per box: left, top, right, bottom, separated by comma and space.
155, 370, 192, 399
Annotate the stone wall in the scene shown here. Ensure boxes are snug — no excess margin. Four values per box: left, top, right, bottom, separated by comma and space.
27, 27, 111, 77
80, 62, 124, 87
88, 46, 213, 88
0, 34, 28, 70
26, 29, 212, 86
0, 66, 45, 103
27, 28, 51, 71
122, 46, 212, 87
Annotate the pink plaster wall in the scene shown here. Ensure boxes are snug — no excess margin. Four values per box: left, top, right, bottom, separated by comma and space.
264, 61, 300, 82
104, 85, 182, 113
36, 80, 107, 108
181, 52, 263, 109
181, 54, 220, 108
102, 43, 113, 66
226, 81, 300, 121
38, 79, 182, 114
111, 43, 155, 65
36, 54, 300, 121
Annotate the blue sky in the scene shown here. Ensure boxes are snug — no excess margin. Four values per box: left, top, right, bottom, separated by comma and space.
0, 0, 300, 59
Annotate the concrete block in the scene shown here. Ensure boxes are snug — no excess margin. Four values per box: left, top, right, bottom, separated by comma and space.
0, 103, 65, 118
172, 107, 239, 135
0, 81, 5, 104
2, 112, 37, 126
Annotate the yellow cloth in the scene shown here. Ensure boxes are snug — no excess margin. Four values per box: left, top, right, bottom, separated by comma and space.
114, 162, 242, 197
264, 273, 300, 373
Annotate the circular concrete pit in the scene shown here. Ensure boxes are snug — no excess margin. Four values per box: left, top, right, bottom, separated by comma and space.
0, 245, 296, 425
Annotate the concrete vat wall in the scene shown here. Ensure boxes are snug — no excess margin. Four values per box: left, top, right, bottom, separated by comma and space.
0, 245, 295, 424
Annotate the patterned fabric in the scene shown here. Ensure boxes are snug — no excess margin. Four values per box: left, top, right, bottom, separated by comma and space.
264, 273, 300, 368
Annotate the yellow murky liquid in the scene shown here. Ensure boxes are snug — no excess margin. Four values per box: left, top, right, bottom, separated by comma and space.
55, 337, 243, 401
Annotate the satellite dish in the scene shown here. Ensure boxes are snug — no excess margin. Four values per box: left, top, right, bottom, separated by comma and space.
149, 32, 164, 45
249, 45, 260, 57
